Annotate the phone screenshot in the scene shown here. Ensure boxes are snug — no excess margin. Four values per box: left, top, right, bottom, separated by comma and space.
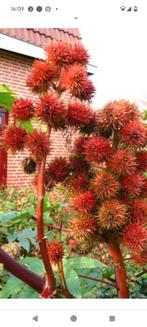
0, 0, 147, 326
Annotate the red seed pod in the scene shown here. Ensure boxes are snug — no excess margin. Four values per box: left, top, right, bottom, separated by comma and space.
72, 191, 96, 213
47, 241, 64, 264
108, 149, 137, 175
73, 136, 88, 156
121, 173, 145, 197
69, 174, 89, 193
45, 157, 70, 183
26, 130, 50, 161
96, 100, 140, 131
12, 98, 34, 120
122, 223, 147, 251
45, 42, 73, 67
70, 215, 97, 241
27, 60, 57, 93
61, 64, 95, 101
136, 151, 147, 172
71, 44, 89, 65
131, 199, 147, 224
2, 125, 27, 153
35, 93, 66, 130
67, 102, 94, 128
97, 199, 128, 230
119, 120, 146, 149
84, 136, 111, 163
92, 171, 120, 200
132, 250, 147, 266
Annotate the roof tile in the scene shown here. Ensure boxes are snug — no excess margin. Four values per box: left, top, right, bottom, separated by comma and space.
0, 28, 81, 47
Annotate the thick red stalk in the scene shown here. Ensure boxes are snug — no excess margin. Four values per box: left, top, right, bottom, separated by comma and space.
0, 247, 45, 293
107, 239, 129, 298
36, 157, 56, 295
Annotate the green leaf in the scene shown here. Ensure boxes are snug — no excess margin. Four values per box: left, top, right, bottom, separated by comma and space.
65, 269, 81, 298
64, 256, 106, 272
102, 266, 115, 279
0, 84, 16, 111
18, 238, 30, 252
16, 284, 39, 298
0, 275, 23, 298
0, 210, 34, 224
0, 211, 19, 223
19, 257, 45, 275
19, 120, 34, 132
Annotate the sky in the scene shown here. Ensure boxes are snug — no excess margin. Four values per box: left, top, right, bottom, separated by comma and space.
80, 2, 147, 110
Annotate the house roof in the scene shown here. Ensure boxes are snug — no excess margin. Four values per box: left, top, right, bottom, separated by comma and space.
0, 28, 81, 47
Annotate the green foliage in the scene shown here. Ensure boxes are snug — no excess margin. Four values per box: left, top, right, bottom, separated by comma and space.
0, 187, 146, 298
0, 257, 45, 298
19, 120, 34, 132
0, 84, 16, 111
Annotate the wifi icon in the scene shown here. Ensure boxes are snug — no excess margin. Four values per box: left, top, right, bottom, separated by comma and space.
120, 6, 126, 11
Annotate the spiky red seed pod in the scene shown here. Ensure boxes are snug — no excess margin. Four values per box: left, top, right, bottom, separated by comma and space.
119, 120, 146, 149
141, 178, 147, 197
108, 149, 137, 175
12, 98, 34, 120
2, 125, 27, 153
26, 130, 50, 161
80, 112, 97, 135
72, 191, 96, 213
69, 156, 90, 174
96, 100, 140, 131
131, 199, 147, 224
97, 199, 127, 230
61, 64, 95, 101
84, 136, 111, 163
27, 60, 57, 93
47, 241, 64, 264
35, 93, 66, 130
73, 136, 88, 156
132, 250, 147, 266
121, 173, 145, 197
70, 215, 97, 240
77, 78, 95, 102
71, 44, 89, 65
45, 157, 70, 183
67, 102, 94, 128
69, 174, 89, 192
136, 151, 147, 171
122, 223, 147, 251
93, 172, 120, 200
45, 42, 73, 67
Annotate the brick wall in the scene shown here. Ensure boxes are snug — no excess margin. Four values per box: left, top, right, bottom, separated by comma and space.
0, 49, 72, 188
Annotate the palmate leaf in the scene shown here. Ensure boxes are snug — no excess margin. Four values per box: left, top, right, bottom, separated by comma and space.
64, 256, 107, 298
64, 256, 107, 271
0, 210, 34, 224
0, 84, 16, 111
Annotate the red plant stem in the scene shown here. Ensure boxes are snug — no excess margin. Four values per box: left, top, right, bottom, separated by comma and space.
107, 239, 129, 298
57, 263, 65, 294
59, 261, 74, 298
36, 157, 56, 294
0, 247, 45, 293
79, 274, 117, 289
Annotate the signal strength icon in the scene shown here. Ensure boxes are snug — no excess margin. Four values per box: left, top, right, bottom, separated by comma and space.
127, 7, 132, 11
120, 6, 126, 11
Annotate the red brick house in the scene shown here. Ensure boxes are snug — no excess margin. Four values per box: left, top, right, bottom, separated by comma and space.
0, 28, 96, 188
